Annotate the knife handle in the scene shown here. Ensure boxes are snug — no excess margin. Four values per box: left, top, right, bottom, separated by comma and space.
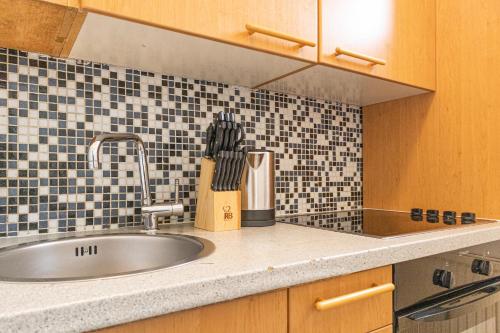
211, 151, 224, 191
218, 111, 225, 121
235, 125, 246, 149
217, 151, 231, 191
227, 125, 236, 151
204, 123, 214, 158
235, 148, 248, 188
212, 122, 225, 157
222, 121, 231, 151
228, 151, 242, 190
222, 151, 236, 191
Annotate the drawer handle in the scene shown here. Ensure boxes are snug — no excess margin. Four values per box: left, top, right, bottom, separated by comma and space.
334, 47, 386, 66
315, 283, 395, 311
245, 23, 316, 47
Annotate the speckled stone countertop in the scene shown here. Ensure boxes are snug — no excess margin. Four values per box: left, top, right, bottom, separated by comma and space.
1, 220, 500, 333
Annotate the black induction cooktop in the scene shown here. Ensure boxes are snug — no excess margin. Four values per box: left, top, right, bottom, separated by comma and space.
277, 209, 498, 238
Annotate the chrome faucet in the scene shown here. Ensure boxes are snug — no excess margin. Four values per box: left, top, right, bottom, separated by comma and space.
87, 133, 184, 231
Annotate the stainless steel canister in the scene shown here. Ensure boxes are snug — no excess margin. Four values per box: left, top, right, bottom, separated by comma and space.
240, 149, 275, 226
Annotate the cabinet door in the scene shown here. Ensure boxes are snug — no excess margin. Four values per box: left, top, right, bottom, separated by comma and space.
319, 0, 435, 90
80, 0, 317, 62
94, 290, 287, 333
289, 266, 393, 333
0, 0, 84, 57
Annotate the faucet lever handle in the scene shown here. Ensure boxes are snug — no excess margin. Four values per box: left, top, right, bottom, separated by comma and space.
174, 179, 180, 203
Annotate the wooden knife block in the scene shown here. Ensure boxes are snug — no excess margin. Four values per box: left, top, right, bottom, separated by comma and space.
195, 157, 241, 232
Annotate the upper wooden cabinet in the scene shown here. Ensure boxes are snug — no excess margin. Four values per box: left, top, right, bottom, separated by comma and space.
80, 0, 318, 63
319, 0, 436, 90
0, 0, 85, 57
0, 0, 436, 105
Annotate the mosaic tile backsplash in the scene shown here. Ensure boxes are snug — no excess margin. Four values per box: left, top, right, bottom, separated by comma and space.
0, 47, 362, 237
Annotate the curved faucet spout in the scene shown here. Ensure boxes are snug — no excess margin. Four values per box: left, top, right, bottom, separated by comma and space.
87, 140, 102, 169
87, 133, 152, 207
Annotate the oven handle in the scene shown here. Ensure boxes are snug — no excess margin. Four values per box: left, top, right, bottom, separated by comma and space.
398, 276, 500, 322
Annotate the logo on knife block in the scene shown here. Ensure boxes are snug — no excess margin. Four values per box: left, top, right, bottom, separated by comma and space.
223, 204, 233, 221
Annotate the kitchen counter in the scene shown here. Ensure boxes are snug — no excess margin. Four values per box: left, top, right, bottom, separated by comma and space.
1, 220, 500, 333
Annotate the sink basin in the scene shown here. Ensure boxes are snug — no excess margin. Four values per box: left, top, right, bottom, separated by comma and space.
0, 233, 214, 282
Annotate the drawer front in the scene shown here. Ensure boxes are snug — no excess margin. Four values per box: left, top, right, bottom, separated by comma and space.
289, 266, 393, 333
81, 0, 317, 62
95, 290, 287, 333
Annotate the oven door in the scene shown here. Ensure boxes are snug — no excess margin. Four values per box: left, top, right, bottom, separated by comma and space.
396, 276, 500, 332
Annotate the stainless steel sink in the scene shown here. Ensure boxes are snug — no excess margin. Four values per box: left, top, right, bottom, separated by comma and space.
0, 233, 214, 282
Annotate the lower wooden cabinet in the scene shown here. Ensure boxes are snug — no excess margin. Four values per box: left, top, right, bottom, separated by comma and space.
96, 266, 393, 333
289, 266, 393, 333
95, 290, 287, 333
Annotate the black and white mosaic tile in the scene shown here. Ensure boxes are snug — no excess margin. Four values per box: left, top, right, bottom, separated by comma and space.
0, 47, 362, 237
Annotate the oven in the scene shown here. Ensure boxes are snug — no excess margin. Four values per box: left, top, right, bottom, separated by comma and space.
395, 240, 500, 333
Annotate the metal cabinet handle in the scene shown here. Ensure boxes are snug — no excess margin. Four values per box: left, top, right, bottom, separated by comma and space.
397, 276, 500, 322
334, 47, 386, 66
315, 283, 395, 311
245, 23, 316, 47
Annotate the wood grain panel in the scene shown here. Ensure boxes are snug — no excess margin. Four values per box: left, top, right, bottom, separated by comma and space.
59, 9, 87, 58
0, 0, 83, 57
289, 266, 393, 333
94, 290, 287, 333
194, 158, 241, 232
43, 0, 78, 6
364, 0, 500, 218
319, 0, 436, 90
370, 325, 393, 333
80, 0, 317, 62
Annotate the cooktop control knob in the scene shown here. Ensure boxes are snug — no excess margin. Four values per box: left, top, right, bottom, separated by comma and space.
427, 210, 440, 223
433, 269, 454, 288
411, 208, 423, 221
461, 212, 476, 224
443, 211, 457, 225
471, 259, 492, 276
